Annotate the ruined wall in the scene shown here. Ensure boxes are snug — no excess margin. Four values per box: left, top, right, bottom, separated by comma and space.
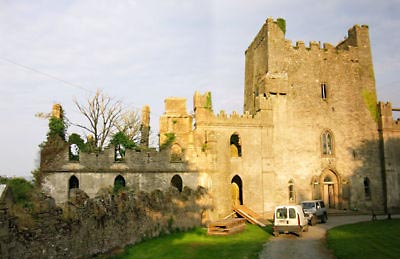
0, 187, 210, 259
41, 135, 208, 203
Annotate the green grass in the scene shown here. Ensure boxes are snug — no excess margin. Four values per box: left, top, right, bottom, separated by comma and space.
110, 224, 272, 259
327, 219, 400, 259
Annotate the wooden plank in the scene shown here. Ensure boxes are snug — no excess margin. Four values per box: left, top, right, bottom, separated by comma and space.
234, 205, 266, 227
207, 218, 246, 236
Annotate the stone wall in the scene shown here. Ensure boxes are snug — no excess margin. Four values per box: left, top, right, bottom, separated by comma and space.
0, 187, 210, 259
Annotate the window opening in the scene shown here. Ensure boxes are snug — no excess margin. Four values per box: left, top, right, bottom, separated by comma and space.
230, 134, 242, 157
114, 175, 126, 193
69, 144, 80, 161
69, 175, 79, 190
276, 208, 287, 219
171, 174, 183, 192
115, 144, 125, 161
321, 83, 327, 100
364, 177, 371, 200
288, 179, 295, 202
321, 131, 333, 155
289, 208, 296, 219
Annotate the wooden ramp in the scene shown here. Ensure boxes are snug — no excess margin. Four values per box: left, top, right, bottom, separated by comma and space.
207, 218, 246, 236
234, 205, 266, 227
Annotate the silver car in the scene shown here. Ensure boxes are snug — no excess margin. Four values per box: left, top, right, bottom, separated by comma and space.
301, 200, 328, 225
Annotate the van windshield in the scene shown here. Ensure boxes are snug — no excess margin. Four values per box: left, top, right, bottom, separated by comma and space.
276, 208, 287, 219
302, 202, 315, 209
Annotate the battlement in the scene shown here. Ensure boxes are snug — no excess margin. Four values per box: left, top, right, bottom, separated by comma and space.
193, 92, 272, 127
247, 18, 370, 54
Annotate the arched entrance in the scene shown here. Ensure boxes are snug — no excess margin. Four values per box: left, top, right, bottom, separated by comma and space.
231, 175, 243, 206
68, 175, 79, 198
320, 170, 340, 209
171, 174, 183, 192
69, 175, 79, 189
114, 175, 126, 192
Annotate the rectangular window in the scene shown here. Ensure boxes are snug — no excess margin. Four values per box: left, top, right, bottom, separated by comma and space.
276, 208, 287, 219
289, 208, 296, 219
321, 83, 327, 100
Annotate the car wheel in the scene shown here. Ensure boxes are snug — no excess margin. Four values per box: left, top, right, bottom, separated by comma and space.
311, 216, 317, 226
322, 214, 327, 223
304, 225, 309, 232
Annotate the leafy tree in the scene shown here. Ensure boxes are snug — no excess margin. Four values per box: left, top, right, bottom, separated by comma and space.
110, 131, 137, 149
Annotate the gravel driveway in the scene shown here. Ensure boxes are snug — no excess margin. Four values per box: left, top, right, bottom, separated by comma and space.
258, 214, 397, 259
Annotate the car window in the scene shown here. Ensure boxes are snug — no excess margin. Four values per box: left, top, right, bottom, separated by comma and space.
320, 201, 325, 208
276, 208, 287, 219
289, 208, 296, 219
302, 202, 314, 209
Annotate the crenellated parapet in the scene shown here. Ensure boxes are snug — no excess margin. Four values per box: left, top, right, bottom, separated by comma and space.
193, 92, 273, 128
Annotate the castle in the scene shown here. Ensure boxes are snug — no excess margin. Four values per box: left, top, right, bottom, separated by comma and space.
41, 18, 400, 221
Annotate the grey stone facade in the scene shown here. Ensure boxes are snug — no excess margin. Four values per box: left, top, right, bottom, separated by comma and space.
41, 18, 400, 221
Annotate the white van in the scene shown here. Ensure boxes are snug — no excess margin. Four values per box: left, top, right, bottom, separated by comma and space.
273, 205, 308, 237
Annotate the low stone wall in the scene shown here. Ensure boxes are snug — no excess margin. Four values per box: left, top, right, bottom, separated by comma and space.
0, 187, 211, 259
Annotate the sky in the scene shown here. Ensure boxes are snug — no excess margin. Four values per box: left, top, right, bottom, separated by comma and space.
0, 0, 399, 178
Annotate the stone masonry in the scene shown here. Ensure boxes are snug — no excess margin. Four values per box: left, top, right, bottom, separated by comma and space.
41, 18, 400, 223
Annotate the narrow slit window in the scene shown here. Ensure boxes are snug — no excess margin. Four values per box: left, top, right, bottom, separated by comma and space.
321, 83, 327, 100
364, 177, 371, 200
288, 179, 295, 202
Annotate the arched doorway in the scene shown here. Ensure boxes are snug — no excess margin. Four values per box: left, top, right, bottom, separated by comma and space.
171, 174, 183, 192
320, 170, 340, 209
69, 175, 79, 189
114, 175, 126, 192
231, 175, 243, 206
68, 175, 79, 198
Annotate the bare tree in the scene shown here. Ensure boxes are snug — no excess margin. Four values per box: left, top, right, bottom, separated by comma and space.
74, 90, 123, 150
116, 109, 142, 143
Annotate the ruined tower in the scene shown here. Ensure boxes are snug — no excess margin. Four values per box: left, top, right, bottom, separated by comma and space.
140, 105, 150, 148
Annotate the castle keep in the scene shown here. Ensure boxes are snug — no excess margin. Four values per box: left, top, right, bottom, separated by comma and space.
41, 18, 400, 221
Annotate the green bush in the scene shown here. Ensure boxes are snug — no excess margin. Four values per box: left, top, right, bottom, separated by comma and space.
0, 177, 34, 208
277, 18, 286, 35
160, 133, 176, 150
110, 132, 137, 149
48, 117, 67, 140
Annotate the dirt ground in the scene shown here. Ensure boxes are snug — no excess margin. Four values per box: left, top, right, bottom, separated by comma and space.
258, 214, 398, 259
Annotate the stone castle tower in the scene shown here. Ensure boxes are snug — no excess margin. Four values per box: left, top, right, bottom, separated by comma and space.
41, 18, 400, 221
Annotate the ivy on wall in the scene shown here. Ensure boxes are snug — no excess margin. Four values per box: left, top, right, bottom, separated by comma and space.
277, 18, 286, 35
362, 89, 378, 122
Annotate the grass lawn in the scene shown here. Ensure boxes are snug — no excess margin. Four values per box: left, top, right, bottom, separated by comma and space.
327, 219, 400, 259
109, 224, 272, 259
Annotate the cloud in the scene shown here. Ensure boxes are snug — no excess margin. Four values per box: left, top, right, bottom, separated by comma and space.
0, 0, 399, 177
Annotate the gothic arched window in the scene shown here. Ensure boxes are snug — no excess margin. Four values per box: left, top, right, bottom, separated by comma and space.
321, 130, 334, 156
230, 134, 242, 157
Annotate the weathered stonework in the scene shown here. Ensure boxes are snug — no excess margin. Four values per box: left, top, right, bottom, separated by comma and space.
0, 187, 210, 258
41, 18, 400, 225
